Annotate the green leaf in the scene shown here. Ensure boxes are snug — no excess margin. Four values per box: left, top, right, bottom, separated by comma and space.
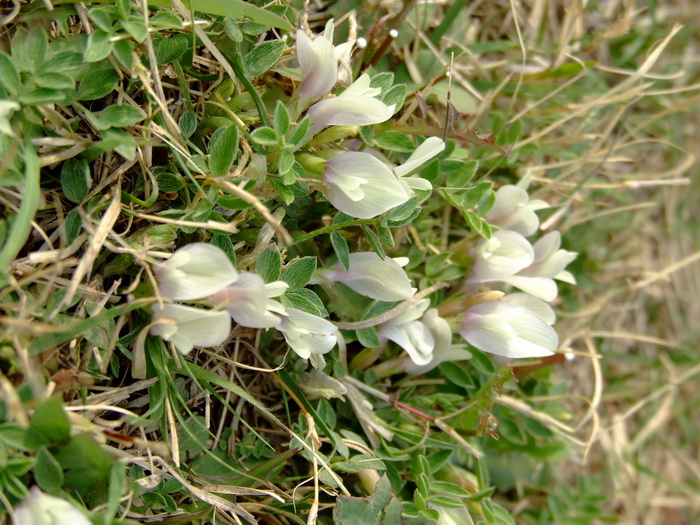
84, 29, 114, 63
334, 475, 402, 525
446, 160, 478, 188
121, 14, 149, 43
372, 131, 414, 152
498, 418, 527, 445
211, 233, 236, 265
270, 177, 294, 205
150, 11, 183, 28
65, 208, 82, 244
155, 34, 189, 64
376, 222, 394, 248
250, 126, 279, 147
439, 362, 475, 389
362, 225, 385, 259
61, 158, 92, 204
54, 434, 115, 505
356, 326, 379, 348
462, 181, 493, 208
112, 39, 135, 69
155, 171, 184, 192
106, 460, 126, 524
464, 210, 492, 239
278, 150, 295, 177
273, 101, 290, 136
77, 68, 119, 100
431, 481, 472, 498
281, 289, 328, 317
370, 72, 394, 93
89, 7, 113, 32
224, 18, 243, 42
288, 115, 310, 146
33, 72, 75, 90
35, 448, 64, 492
382, 84, 405, 112
283, 257, 317, 291
179, 110, 197, 138
385, 198, 418, 225
257, 246, 282, 282
0, 52, 21, 94
14, 26, 48, 73
97, 105, 146, 129
209, 124, 239, 177
416, 472, 430, 498
31, 397, 70, 444
161, 0, 292, 31
420, 508, 441, 521
330, 231, 350, 271
95, 128, 136, 160
243, 40, 285, 78
19, 88, 70, 106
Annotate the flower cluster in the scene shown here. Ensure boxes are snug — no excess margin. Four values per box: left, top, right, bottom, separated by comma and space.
151, 242, 337, 361
458, 183, 577, 358
293, 21, 445, 220
146, 26, 577, 376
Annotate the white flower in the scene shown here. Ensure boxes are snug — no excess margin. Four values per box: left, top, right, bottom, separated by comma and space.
323, 151, 412, 218
296, 27, 337, 106
377, 301, 465, 373
0, 100, 20, 137
502, 292, 556, 324
277, 308, 337, 359
402, 309, 472, 375
501, 231, 577, 302
210, 272, 287, 329
150, 303, 231, 354
14, 487, 92, 525
468, 230, 534, 282
458, 299, 558, 358
378, 299, 434, 365
307, 74, 395, 132
393, 136, 445, 191
154, 243, 238, 301
484, 185, 548, 237
314, 252, 415, 302
296, 20, 356, 106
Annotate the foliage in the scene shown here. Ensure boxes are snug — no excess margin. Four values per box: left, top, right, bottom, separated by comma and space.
0, 1, 697, 525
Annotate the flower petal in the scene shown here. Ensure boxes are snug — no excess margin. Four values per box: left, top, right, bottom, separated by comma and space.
393, 137, 445, 177
324, 152, 411, 218
308, 96, 395, 131
151, 303, 231, 354
155, 243, 238, 301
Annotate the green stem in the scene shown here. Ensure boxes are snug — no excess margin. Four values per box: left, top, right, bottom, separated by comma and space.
0, 146, 40, 286
223, 50, 270, 127
292, 219, 376, 245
